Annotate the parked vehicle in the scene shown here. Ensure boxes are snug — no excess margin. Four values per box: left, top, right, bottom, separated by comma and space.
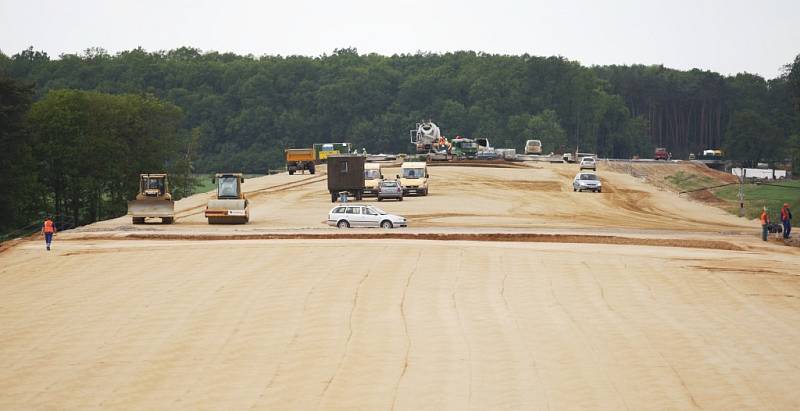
363, 163, 383, 196
476, 150, 498, 160
525, 139, 542, 155
397, 161, 429, 196
327, 204, 407, 228
654, 147, 670, 160
313, 143, 352, 162
377, 179, 403, 201
579, 157, 597, 170
475, 138, 492, 152
573, 172, 602, 192
327, 154, 366, 202
450, 137, 478, 159
562, 152, 575, 163
285, 148, 316, 175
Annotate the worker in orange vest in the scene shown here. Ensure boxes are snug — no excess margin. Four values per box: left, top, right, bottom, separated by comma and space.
42, 217, 56, 251
760, 207, 770, 241
781, 203, 792, 239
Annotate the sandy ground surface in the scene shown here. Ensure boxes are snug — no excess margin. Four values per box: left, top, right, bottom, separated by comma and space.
3, 161, 800, 410
81, 161, 752, 234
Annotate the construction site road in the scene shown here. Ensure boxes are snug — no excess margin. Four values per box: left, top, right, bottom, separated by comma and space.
80, 162, 753, 235
2, 162, 799, 410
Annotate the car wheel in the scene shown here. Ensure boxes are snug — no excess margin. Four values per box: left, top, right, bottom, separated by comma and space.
597, 188, 602, 193
399, 196, 403, 201
377, 197, 383, 201
337, 220, 350, 229
381, 220, 393, 229
573, 187, 577, 192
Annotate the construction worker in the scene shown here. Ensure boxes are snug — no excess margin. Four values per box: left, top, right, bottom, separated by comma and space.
760, 207, 770, 241
42, 217, 56, 251
781, 203, 793, 239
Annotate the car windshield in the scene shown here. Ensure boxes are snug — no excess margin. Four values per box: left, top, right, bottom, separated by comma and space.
368, 206, 387, 215
527, 141, 541, 147
583, 158, 594, 163
364, 169, 380, 179
218, 176, 239, 198
579, 174, 598, 180
402, 168, 424, 178
382, 181, 397, 187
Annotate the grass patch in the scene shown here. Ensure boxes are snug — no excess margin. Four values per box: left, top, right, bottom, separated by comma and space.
713, 180, 800, 219
663, 171, 717, 192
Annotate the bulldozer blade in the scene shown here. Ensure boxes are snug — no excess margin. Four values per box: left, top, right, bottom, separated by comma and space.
128, 199, 175, 218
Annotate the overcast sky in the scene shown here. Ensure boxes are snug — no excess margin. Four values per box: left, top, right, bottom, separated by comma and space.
1, 0, 798, 78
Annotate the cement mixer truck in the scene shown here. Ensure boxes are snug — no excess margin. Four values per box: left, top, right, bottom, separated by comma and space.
410, 120, 451, 154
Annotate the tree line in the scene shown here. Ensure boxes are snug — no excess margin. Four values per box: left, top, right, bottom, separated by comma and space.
1, 47, 799, 232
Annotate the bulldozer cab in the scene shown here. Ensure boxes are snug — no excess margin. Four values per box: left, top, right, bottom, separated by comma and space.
213, 173, 245, 199
138, 174, 168, 197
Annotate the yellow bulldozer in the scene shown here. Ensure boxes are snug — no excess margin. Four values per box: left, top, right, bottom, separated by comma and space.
205, 173, 250, 224
127, 173, 175, 224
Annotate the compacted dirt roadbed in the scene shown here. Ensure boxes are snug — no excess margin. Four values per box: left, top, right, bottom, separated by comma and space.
3, 163, 800, 409
2, 239, 800, 409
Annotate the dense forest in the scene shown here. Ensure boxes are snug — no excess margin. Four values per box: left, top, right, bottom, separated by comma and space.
1, 47, 799, 232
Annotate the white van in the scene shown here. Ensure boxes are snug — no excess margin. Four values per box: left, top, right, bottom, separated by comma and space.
363, 163, 383, 196
398, 161, 429, 196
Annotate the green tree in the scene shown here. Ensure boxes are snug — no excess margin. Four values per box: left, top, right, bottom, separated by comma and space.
724, 110, 781, 166
0, 72, 41, 231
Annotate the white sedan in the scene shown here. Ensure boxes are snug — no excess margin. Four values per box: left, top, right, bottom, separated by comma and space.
573, 172, 602, 192
579, 156, 597, 170
327, 204, 407, 229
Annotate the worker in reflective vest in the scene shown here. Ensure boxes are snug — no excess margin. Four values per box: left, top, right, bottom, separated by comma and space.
760, 208, 770, 241
42, 218, 56, 251
781, 203, 792, 239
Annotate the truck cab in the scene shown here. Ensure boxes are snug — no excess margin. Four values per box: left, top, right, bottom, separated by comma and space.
397, 161, 429, 196
363, 163, 383, 196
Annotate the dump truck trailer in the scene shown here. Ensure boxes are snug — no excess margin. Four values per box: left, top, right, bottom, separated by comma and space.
205, 173, 249, 224
327, 154, 365, 202
286, 148, 316, 175
127, 173, 175, 224
313, 143, 352, 162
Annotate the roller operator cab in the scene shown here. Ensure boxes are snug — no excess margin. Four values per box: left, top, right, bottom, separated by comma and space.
397, 161, 429, 196
205, 173, 249, 224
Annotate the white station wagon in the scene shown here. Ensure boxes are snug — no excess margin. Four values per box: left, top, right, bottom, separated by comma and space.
328, 205, 408, 229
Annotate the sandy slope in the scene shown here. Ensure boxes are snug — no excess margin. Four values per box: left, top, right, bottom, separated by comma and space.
2, 162, 799, 410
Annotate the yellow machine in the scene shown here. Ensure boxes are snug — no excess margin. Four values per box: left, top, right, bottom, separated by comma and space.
205, 173, 250, 224
127, 173, 175, 224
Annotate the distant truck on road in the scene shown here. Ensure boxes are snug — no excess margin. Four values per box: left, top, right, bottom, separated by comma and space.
314, 143, 352, 162
655, 147, 670, 160
327, 154, 366, 202
285, 148, 316, 175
